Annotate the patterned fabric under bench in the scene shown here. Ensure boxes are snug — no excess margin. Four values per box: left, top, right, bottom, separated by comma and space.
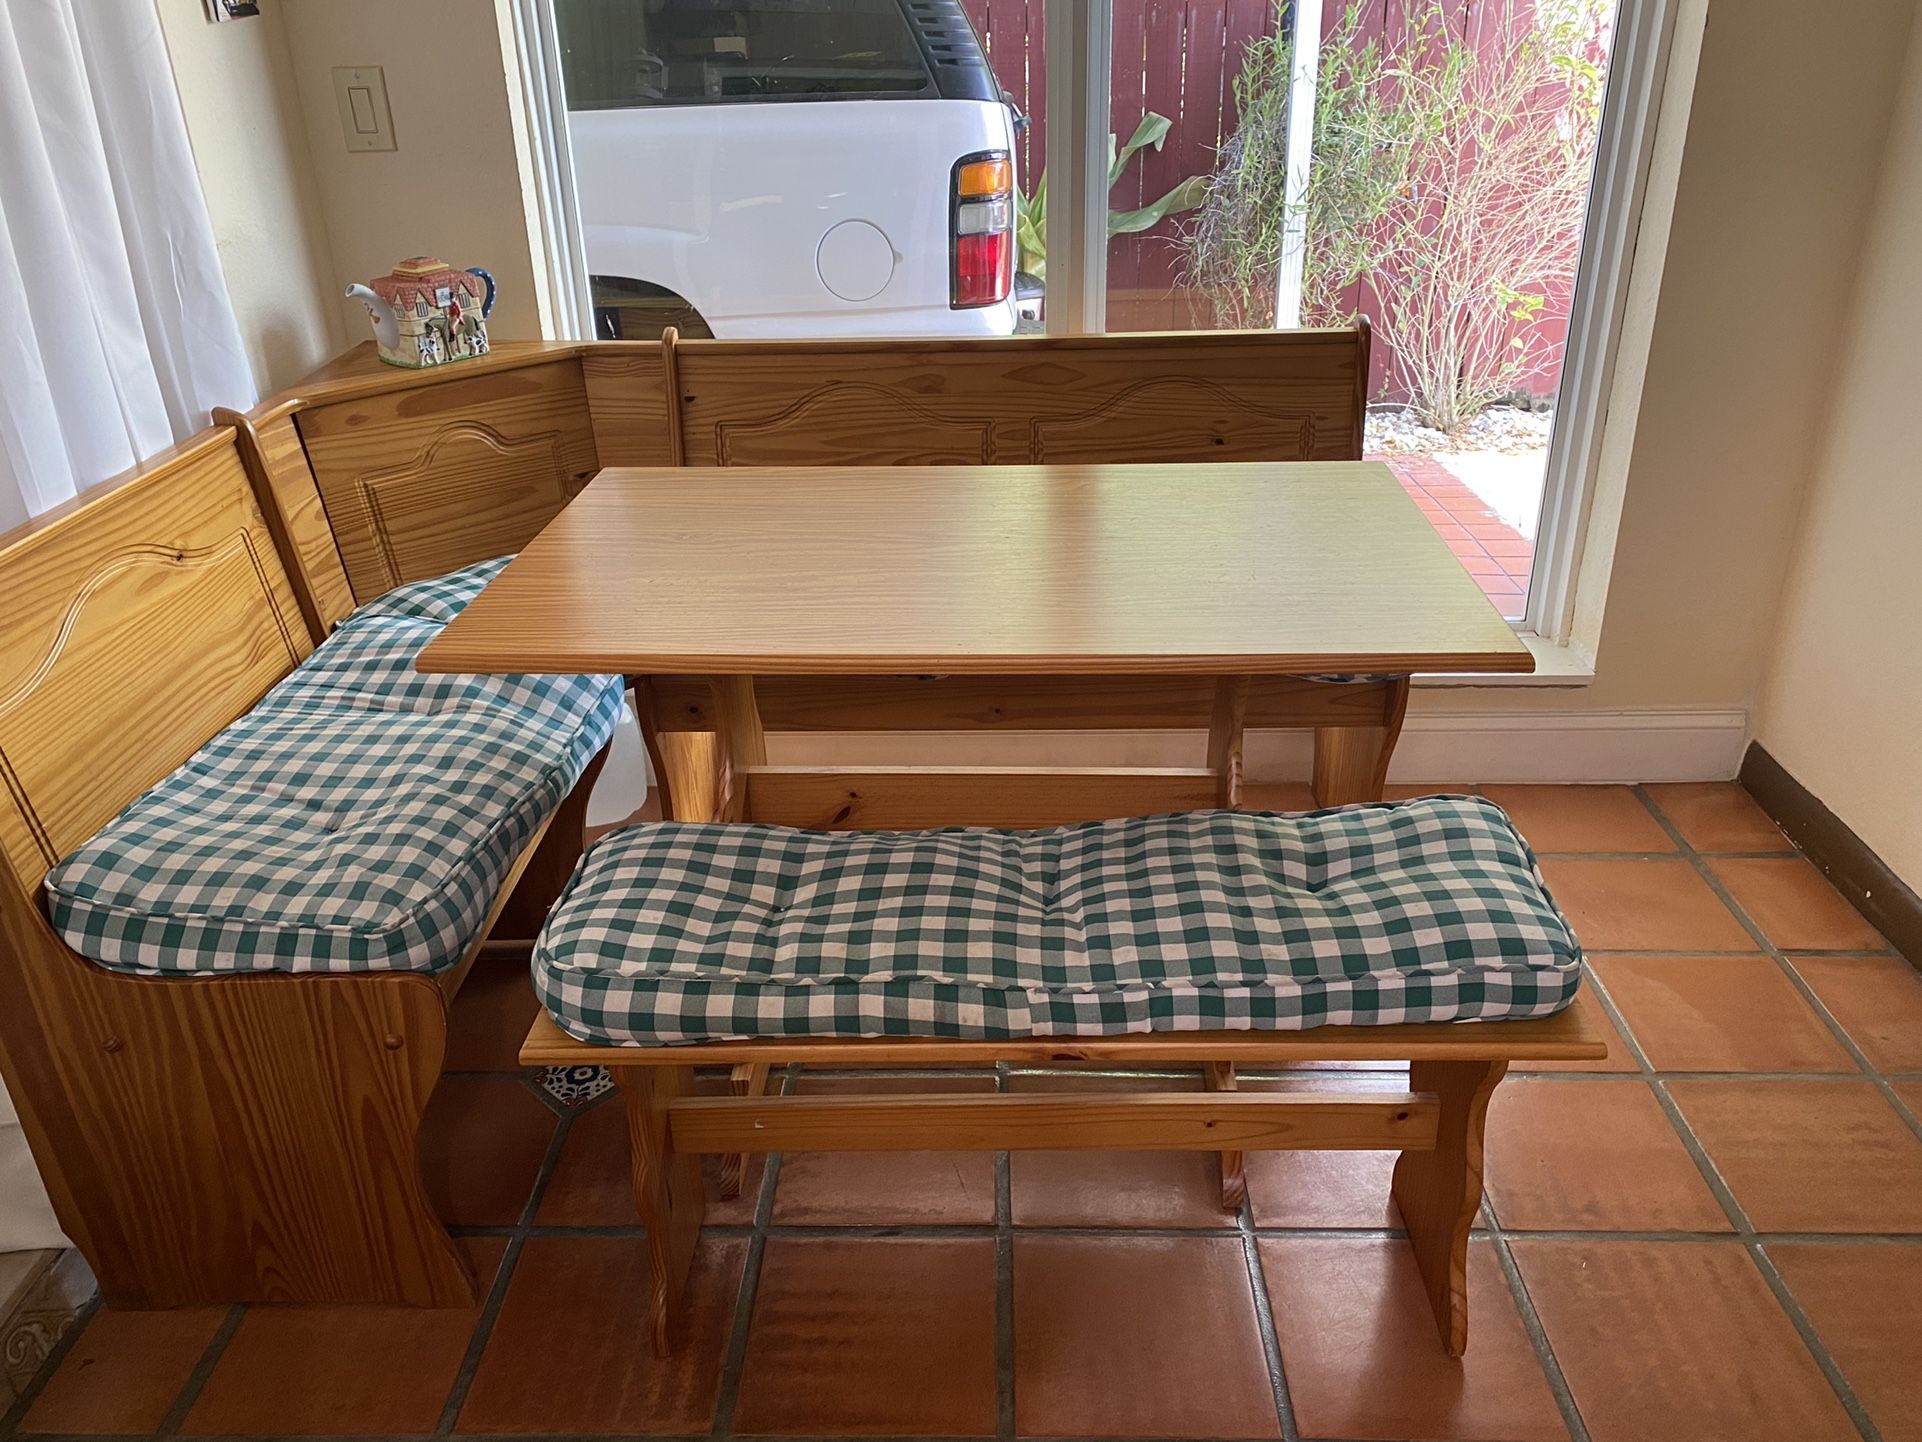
533, 797, 1584, 1045
44, 559, 624, 977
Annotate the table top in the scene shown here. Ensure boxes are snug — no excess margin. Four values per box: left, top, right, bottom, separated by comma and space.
416, 463, 1534, 677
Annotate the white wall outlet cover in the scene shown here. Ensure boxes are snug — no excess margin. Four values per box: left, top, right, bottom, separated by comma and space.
331, 66, 396, 153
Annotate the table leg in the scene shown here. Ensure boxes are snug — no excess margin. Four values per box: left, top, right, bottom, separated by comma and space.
1208, 677, 1250, 808
636, 676, 763, 823
1310, 677, 1410, 806
709, 677, 767, 823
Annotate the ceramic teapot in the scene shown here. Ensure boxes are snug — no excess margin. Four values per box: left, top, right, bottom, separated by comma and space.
346, 257, 496, 369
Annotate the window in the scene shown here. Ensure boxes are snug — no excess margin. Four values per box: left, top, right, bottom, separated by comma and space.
515, 0, 1681, 649
555, 0, 938, 108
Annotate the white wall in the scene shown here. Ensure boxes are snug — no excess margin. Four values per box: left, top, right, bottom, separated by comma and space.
277, 0, 550, 345
1755, 11, 1922, 887
1421, 0, 1915, 720
156, 0, 345, 392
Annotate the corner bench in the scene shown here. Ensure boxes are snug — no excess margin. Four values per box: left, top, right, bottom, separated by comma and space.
519, 800, 1602, 1356
0, 432, 621, 1308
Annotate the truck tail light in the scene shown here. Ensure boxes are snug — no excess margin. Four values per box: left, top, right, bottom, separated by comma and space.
951, 150, 1013, 309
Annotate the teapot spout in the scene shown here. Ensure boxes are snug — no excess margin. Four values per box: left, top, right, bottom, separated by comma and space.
345, 284, 400, 350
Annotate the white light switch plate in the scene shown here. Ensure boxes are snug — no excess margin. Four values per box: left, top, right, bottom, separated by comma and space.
331, 66, 396, 152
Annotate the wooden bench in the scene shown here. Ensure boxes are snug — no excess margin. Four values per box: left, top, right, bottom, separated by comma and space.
514, 799, 1600, 1358
522, 1009, 1604, 1357
0, 430, 608, 1309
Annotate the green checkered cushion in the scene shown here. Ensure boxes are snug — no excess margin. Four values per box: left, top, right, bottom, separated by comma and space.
532, 797, 1583, 1044
45, 559, 624, 977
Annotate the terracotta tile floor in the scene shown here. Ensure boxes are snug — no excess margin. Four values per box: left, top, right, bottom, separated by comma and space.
1381, 454, 1535, 613
10, 783, 1922, 1442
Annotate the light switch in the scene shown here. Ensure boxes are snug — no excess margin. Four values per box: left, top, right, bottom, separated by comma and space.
331, 66, 396, 152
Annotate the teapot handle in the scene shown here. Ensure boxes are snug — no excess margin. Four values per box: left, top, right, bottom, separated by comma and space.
467, 267, 496, 318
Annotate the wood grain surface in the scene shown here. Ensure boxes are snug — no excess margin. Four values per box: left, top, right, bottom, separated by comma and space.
520, 1004, 1607, 1068
420, 463, 1531, 677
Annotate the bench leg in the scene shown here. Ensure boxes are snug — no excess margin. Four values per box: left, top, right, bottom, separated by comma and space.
718, 1061, 772, 1199
616, 1065, 705, 1356
1202, 1061, 1247, 1213
1391, 1058, 1505, 1356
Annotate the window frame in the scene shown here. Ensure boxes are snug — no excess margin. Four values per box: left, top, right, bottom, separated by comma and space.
515, 0, 1694, 668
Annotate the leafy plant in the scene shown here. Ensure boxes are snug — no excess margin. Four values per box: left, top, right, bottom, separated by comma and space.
1015, 112, 1210, 279
1183, 0, 1609, 431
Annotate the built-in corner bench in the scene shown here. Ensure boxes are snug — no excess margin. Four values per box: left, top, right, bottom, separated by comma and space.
0, 433, 619, 1307
520, 800, 1602, 1357
0, 323, 1470, 1312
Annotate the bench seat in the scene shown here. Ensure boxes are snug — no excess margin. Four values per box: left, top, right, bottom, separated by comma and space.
44, 559, 623, 977
533, 798, 1583, 1046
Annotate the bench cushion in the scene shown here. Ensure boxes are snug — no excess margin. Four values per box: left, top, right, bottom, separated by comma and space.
45, 559, 624, 977
532, 798, 1583, 1045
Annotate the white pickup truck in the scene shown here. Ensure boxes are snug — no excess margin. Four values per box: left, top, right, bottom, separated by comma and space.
556, 0, 1022, 339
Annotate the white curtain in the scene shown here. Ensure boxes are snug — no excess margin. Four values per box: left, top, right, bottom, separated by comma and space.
0, 0, 254, 1250
0, 0, 255, 534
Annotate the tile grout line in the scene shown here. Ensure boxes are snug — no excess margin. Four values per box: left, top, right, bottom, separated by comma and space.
708, 1064, 792, 1442
1745, 1241, 1888, 1442
1627, 785, 1885, 1442
151, 1303, 245, 1439
480, 1219, 1922, 1245
433, 1071, 576, 1438
433, 1233, 528, 1438
1485, 1228, 1591, 1442
992, 1063, 1015, 1442
1234, 1194, 1301, 1442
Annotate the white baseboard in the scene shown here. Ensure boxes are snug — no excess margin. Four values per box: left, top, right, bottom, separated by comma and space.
1386, 707, 1750, 783
768, 707, 1750, 785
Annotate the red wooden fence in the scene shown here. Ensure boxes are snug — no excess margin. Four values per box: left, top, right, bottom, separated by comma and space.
957, 0, 1593, 401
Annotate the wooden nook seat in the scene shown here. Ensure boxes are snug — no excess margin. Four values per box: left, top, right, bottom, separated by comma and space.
0, 429, 609, 1308
516, 795, 1596, 1358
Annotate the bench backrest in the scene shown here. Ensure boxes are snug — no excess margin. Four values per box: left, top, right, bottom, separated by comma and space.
0, 429, 312, 894
282, 327, 1369, 607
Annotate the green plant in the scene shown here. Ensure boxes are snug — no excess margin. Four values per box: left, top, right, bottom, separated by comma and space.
1014, 112, 1209, 279
1184, 0, 1609, 431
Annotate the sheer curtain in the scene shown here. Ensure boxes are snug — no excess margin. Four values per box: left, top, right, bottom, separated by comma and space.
0, 0, 254, 1250
0, 0, 255, 534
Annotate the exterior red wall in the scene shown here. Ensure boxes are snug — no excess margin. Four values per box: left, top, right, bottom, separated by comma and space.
959, 0, 1596, 405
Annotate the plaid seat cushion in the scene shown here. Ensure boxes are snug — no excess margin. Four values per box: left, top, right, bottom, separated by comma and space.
532, 797, 1583, 1044
45, 559, 624, 977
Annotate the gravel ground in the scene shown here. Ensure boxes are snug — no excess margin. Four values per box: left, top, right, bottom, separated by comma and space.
1364, 406, 1554, 456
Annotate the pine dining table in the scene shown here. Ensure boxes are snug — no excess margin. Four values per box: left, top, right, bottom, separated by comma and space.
415, 460, 1532, 826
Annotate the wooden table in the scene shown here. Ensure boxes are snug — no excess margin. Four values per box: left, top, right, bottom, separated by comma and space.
418, 462, 1531, 823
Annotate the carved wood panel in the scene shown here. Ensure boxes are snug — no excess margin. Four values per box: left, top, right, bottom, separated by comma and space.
669, 330, 1365, 468
299, 360, 599, 600
0, 436, 308, 888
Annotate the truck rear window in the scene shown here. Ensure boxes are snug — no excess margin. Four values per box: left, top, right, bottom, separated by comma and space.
557, 0, 935, 108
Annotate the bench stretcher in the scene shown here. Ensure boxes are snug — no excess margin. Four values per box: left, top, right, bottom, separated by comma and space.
520, 1006, 1605, 1357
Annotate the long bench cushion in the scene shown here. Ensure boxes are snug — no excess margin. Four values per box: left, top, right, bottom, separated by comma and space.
44, 559, 624, 977
532, 798, 1583, 1044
